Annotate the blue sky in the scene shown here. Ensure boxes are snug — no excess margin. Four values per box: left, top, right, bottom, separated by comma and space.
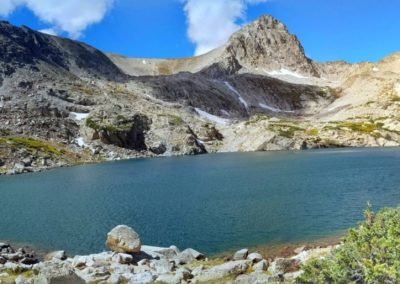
1, 0, 400, 63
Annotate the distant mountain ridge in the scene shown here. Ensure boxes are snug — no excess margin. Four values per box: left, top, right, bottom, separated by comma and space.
0, 15, 400, 175
107, 15, 320, 78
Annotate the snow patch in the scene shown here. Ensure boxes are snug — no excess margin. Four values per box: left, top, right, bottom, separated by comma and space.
224, 81, 248, 109
264, 68, 309, 79
195, 138, 205, 145
75, 137, 88, 148
195, 108, 230, 125
142, 60, 147, 65
372, 67, 379, 72
259, 103, 294, 113
70, 112, 89, 121
221, 109, 230, 117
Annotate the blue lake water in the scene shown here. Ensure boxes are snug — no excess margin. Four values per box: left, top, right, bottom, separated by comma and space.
1, 148, 400, 255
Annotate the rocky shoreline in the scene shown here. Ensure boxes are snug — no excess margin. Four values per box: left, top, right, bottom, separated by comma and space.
0, 225, 338, 284
2, 144, 399, 177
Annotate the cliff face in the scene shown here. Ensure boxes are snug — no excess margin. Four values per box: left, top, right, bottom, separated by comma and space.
214, 15, 320, 77
0, 16, 400, 175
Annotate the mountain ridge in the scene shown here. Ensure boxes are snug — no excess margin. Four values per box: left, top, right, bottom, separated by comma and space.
0, 15, 400, 175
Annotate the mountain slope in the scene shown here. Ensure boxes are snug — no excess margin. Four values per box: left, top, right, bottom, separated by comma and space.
0, 16, 399, 175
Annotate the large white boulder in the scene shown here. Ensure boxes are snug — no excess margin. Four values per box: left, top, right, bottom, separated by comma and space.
106, 225, 141, 253
233, 248, 249, 260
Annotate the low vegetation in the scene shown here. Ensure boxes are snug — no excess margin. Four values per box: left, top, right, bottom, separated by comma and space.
244, 114, 269, 126
86, 117, 132, 132
167, 115, 184, 126
268, 123, 304, 139
71, 84, 97, 96
297, 205, 400, 284
0, 269, 34, 282
0, 137, 62, 156
305, 128, 319, 136
336, 121, 381, 134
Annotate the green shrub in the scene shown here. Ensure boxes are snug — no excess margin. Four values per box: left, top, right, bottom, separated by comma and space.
297, 205, 400, 284
85, 117, 100, 130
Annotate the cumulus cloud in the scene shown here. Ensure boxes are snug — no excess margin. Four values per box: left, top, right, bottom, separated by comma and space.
184, 0, 267, 55
0, 0, 114, 38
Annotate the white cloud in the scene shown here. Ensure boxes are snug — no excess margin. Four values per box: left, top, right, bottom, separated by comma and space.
184, 0, 268, 56
0, 0, 23, 16
0, 0, 114, 38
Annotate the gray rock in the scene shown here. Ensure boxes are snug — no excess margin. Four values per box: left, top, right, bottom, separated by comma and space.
0, 256, 7, 264
233, 248, 249, 260
20, 257, 39, 265
156, 269, 192, 284
106, 225, 141, 253
268, 257, 298, 275
129, 271, 156, 284
294, 246, 306, 254
169, 245, 180, 255
0, 272, 10, 278
247, 252, 263, 263
22, 157, 32, 166
155, 273, 177, 284
72, 255, 89, 268
107, 273, 123, 284
284, 270, 303, 281
253, 259, 268, 271
3, 252, 24, 262
194, 260, 251, 282
137, 259, 150, 266
0, 243, 14, 253
14, 162, 26, 171
150, 258, 175, 274
236, 272, 280, 284
141, 245, 178, 260
75, 265, 111, 283
175, 267, 192, 281
176, 248, 204, 264
15, 275, 34, 284
44, 251, 66, 261
34, 260, 85, 284
149, 143, 167, 155
112, 253, 134, 264
191, 265, 204, 277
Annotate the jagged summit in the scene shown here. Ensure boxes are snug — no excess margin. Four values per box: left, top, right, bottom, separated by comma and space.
108, 15, 320, 78
216, 15, 319, 77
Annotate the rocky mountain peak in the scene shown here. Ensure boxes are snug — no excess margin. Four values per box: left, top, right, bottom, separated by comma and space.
236, 15, 288, 34
216, 15, 320, 77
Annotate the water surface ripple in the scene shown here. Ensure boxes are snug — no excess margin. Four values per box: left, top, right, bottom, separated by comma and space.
1, 148, 400, 255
